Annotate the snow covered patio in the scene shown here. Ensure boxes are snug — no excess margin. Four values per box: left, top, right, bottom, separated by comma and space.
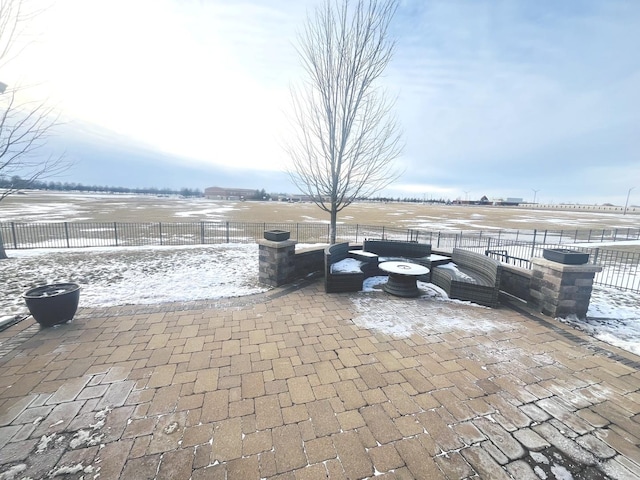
1, 278, 640, 479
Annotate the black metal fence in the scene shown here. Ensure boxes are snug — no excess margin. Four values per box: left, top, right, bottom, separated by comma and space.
0, 221, 424, 249
2, 222, 639, 292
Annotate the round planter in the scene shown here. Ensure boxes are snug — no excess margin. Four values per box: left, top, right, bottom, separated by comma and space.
264, 230, 290, 242
23, 283, 81, 327
542, 248, 589, 265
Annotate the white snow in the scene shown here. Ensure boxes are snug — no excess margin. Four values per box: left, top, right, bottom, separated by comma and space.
353, 278, 510, 338
2, 244, 268, 316
560, 284, 640, 355
436, 262, 477, 282
331, 258, 364, 273
550, 464, 574, 480
0, 464, 27, 480
36, 434, 55, 453
49, 464, 86, 477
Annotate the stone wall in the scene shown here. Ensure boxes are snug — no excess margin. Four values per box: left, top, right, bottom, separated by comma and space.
500, 265, 531, 302
293, 247, 325, 279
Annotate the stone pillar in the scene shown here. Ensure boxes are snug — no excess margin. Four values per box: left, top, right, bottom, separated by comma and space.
529, 258, 602, 319
258, 239, 296, 287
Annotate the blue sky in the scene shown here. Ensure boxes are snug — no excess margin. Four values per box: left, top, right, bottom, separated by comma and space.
3, 0, 639, 205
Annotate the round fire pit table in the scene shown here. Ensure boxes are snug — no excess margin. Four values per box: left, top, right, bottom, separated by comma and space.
379, 261, 429, 298
23, 283, 81, 327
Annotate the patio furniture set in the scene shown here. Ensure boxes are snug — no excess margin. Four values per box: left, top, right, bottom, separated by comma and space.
325, 239, 502, 307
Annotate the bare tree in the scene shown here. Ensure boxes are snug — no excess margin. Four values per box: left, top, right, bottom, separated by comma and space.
1, 0, 67, 259
286, 0, 403, 244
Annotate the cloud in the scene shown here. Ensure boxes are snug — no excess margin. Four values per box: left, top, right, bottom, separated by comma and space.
382, 0, 640, 204
3, 0, 638, 204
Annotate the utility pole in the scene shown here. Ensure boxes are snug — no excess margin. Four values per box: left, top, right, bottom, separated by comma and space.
624, 187, 635, 215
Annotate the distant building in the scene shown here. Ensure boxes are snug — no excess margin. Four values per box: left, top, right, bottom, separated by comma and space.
452, 196, 523, 206
204, 186, 257, 200
291, 194, 317, 202
492, 197, 523, 206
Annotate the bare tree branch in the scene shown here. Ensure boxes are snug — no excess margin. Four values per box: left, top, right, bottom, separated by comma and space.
0, 86, 67, 202
286, 0, 403, 244
0, 0, 68, 258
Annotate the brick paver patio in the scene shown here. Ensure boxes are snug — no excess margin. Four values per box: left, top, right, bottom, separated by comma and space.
1, 279, 639, 479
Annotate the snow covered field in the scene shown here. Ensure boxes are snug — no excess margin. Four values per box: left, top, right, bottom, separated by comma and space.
1, 244, 639, 357
2, 190, 639, 232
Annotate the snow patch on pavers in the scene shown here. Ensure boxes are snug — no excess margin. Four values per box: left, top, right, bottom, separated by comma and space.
350, 292, 516, 339
0, 406, 111, 479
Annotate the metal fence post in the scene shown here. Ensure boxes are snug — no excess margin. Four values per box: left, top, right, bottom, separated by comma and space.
531, 229, 537, 258
114, 222, 118, 246
159, 223, 163, 245
200, 222, 205, 244
11, 222, 17, 248
437, 231, 441, 248
355, 224, 359, 243
64, 222, 70, 248
226, 221, 230, 243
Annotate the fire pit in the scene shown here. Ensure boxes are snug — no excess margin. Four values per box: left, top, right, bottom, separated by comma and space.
23, 283, 81, 327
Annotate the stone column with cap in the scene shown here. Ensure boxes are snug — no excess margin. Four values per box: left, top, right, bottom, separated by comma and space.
258, 237, 296, 287
529, 257, 602, 318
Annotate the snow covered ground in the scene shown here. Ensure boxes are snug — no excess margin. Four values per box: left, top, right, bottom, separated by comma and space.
1, 243, 639, 357
1, 244, 268, 315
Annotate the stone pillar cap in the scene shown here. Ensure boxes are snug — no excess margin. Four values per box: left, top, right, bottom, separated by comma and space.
258, 239, 297, 248
531, 257, 602, 273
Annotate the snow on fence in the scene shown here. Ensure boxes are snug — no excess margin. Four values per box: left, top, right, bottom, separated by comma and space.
1, 222, 639, 292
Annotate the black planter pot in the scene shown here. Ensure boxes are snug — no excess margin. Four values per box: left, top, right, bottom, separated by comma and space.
23, 283, 81, 327
264, 230, 290, 242
543, 248, 590, 265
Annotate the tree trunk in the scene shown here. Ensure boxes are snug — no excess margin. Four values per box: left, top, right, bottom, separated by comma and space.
330, 208, 337, 244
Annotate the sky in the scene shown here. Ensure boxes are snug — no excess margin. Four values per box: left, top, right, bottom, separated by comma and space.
2, 0, 639, 205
